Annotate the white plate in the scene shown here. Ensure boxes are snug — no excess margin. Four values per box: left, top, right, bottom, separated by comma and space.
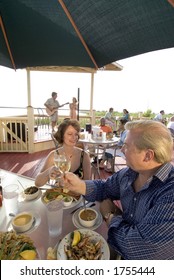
19, 189, 42, 203
57, 229, 110, 260
72, 208, 103, 230
41, 192, 82, 210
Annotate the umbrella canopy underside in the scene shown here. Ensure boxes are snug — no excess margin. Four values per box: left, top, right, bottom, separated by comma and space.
0, 0, 174, 70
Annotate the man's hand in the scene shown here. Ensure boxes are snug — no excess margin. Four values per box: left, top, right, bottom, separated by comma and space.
64, 172, 86, 195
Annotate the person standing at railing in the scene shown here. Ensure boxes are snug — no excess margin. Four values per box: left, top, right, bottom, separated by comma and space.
69, 97, 78, 120
44, 91, 69, 132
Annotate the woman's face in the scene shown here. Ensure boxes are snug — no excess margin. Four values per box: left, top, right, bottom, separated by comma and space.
63, 125, 79, 146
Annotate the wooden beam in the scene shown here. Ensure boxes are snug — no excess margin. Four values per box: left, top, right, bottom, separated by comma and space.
168, 0, 174, 7
0, 16, 16, 70
58, 0, 99, 70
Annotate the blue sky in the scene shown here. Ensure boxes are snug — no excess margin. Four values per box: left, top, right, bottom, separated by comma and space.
0, 47, 174, 114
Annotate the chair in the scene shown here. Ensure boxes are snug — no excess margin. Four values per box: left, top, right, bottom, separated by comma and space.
168, 128, 174, 139
105, 144, 127, 173
87, 143, 106, 179
51, 133, 60, 149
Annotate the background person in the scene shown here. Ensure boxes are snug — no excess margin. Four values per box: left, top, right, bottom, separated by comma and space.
104, 107, 117, 133
99, 117, 113, 133
121, 109, 131, 121
64, 120, 174, 260
69, 97, 78, 120
167, 115, 174, 138
35, 119, 91, 187
99, 119, 127, 172
153, 110, 165, 124
44, 91, 69, 132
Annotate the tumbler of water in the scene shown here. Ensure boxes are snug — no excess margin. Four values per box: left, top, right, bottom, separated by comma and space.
45, 200, 63, 237
3, 184, 19, 215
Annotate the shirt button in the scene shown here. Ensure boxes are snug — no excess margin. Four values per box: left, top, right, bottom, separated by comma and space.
134, 197, 137, 201
130, 214, 133, 217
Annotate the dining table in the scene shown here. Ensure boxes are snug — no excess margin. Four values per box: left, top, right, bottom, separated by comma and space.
79, 135, 120, 177
0, 169, 108, 260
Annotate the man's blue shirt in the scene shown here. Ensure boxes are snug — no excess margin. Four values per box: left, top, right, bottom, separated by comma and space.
85, 163, 174, 259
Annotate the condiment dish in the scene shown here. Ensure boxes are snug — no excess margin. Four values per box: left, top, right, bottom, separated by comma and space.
24, 186, 39, 200
63, 196, 73, 207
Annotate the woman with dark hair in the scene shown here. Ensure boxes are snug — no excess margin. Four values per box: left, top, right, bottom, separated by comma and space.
35, 119, 91, 187
122, 109, 131, 121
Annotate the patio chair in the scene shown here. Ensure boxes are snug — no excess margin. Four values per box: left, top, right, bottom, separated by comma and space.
87, 144, 106, 179
51, 133, 60, 149
107, 145, 127, 173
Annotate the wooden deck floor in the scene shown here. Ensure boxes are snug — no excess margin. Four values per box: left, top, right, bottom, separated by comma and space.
0, 149, 53, 179
0, 149, 110, 180
1, 149, 174, 181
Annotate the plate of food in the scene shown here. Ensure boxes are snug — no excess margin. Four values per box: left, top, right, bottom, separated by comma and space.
72, 208, 103, 230
0, 230, 39, 260
41, 187, 82, 209
57, 229, 110, 260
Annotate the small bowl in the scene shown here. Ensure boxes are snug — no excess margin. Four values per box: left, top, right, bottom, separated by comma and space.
63, 196, 73, 207
12, 212, 34, 233
78, 208, 98, 228
24, 186, 39, 201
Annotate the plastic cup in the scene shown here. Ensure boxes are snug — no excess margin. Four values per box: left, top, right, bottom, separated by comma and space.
3, 184, 19, 215
45, 200, 63, 237
102, 132, 106, 141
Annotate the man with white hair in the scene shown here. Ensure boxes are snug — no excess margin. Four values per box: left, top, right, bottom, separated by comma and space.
64, 120, 174, 260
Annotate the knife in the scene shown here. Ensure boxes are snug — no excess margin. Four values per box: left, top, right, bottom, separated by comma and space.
70, 202, 96, 214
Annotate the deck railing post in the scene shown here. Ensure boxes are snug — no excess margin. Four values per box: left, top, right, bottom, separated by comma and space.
27, 106, 35, 153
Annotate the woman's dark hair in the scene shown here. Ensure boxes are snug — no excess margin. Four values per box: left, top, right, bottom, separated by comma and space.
119, 119, 128, 125
54, 119, 80, 144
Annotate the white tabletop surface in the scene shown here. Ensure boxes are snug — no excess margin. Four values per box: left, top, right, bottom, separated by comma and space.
0, 169, 108, 260
79, 136, 119, 145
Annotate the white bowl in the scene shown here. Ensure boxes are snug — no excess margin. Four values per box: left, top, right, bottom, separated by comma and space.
12, 212, 34, 232
63, 196, 73, 207
78, 208, 98, 228
24, 186, 39, 200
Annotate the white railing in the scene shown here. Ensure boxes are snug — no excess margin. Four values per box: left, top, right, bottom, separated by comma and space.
0, 106, 96, 153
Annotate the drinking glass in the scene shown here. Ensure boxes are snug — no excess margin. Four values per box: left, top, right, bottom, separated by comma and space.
45, 200, 63, 237
3, 184, 19, 215
54, 152, 71, 188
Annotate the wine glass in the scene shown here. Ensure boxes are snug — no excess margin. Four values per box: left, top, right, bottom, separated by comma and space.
54, 151, 71, 189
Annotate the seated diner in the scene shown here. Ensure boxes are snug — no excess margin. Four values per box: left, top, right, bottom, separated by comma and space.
64, 120, 174, 259
35, 119, 91, 187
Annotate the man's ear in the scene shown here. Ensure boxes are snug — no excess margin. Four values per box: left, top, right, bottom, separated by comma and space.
144, 149, 154, 162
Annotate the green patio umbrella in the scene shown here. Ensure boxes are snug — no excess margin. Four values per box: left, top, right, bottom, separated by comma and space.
0, 0, 174, 70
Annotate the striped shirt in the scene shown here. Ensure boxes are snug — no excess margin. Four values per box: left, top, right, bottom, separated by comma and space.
85, 163, 174, 259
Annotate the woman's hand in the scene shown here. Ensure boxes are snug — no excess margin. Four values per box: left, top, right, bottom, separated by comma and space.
49, 166, 61, 180
64, 172, 86, 195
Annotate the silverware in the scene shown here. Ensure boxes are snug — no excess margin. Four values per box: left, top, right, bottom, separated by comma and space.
17, 180, 25, 190
70, 202, 96, 214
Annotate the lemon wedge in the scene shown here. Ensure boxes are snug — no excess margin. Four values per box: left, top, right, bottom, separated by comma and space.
20, 250, 37, 260
71, 230, 81, 247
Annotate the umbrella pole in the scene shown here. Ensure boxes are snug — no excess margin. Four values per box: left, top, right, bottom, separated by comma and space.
77, 88, 80, 121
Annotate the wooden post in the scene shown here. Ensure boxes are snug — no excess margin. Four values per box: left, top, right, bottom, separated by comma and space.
77, 88, 80, 121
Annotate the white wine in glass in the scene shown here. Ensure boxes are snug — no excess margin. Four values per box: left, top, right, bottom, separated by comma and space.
54, 152, 71, 190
